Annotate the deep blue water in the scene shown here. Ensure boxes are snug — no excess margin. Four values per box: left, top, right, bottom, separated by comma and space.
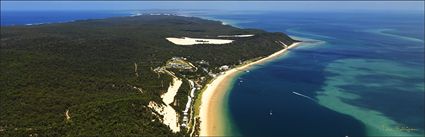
2, 10, 424, 137
0, 11, 135, 26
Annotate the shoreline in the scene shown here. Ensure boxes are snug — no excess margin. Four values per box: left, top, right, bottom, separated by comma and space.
199, 42, 301, 136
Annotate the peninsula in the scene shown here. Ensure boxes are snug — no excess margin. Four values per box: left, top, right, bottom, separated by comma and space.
0, 14, 298, 136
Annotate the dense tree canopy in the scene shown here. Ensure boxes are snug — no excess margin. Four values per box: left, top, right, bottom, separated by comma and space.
0, 15, 295, 136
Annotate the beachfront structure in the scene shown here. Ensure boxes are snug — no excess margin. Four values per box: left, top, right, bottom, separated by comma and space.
219, 65, 230, 71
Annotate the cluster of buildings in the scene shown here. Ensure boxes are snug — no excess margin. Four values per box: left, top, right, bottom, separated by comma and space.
166, 57, 195, 70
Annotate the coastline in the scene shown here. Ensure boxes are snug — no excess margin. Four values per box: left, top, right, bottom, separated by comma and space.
199, 42, 302, 136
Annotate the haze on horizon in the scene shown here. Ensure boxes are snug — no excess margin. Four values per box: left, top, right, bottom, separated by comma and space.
1, 1, 424, 12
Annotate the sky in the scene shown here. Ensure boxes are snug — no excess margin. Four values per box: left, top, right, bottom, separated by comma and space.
1, 1, 424, 12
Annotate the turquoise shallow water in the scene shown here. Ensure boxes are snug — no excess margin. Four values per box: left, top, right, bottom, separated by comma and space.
195, 11, 424, 136
317, 59, 424, 136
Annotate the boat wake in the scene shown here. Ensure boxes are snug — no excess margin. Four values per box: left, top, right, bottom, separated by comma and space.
292, 91, 317, 102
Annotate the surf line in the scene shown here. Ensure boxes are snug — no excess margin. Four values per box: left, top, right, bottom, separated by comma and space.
292, 91, 317, 102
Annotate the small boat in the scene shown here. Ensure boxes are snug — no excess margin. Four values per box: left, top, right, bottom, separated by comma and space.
269, 110, 273, 116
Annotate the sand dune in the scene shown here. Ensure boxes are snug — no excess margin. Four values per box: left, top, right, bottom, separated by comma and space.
148, 77, 183, 133
166, 37, 233, 45
148, 101, 180, 132
161, 78, 183, 104
217, 34, 254, 38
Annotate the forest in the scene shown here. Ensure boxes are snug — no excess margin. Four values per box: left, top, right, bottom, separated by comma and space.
0, 15, 296, 136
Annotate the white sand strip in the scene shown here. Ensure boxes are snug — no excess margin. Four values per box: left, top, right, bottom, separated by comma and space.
131, 86, 143, 94
183, 96, 192, 113
184, 80, 196, 113
218, 34, 254, 38
189, 80, 196, 97
65, 110, 71, 120
166, 37, 233, 45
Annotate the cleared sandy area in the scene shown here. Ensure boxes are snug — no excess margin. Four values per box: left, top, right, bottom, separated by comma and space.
65, 110, 71, 120
166, 37, 233, 45
217, 34, 254, 38
199, 42, 301, 136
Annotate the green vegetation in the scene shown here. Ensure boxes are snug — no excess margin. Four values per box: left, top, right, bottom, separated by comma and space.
0, 15, 296, 136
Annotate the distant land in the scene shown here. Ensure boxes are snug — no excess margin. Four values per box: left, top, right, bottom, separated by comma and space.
0, 14, 297, 136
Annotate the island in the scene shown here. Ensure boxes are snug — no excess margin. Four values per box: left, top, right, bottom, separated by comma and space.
0, 14, 298, 136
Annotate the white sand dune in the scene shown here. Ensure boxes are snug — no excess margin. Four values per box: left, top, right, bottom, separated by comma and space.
148, 101, 180, 132
161, 78, 183, 104
217, 34, 254, 38
148, 77, 183, 133
166, 37, 233, 45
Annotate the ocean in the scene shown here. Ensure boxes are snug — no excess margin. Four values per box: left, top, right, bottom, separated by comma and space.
2, 10, 424, 137
202, 11, 424, 136
0, 10, 134, 26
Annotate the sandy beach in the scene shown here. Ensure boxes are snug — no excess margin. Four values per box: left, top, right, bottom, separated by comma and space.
199, 42, 301, 136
